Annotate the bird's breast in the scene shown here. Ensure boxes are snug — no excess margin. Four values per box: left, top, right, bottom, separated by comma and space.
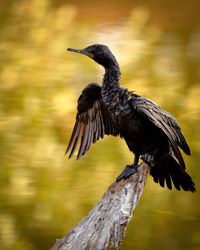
102, 86, 132, 124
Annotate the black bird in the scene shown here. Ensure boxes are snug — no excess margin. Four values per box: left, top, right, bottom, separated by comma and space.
66, 44, 195, 192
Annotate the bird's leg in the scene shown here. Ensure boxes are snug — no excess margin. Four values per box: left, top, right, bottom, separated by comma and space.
116, 154, 140, 182
141, 153, 155, 167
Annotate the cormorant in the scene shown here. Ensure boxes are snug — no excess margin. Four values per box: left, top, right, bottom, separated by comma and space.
66, 44, 195, 192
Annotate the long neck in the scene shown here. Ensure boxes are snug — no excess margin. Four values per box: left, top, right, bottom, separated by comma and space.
101, 62, 121, 106
102, 63, 121, 90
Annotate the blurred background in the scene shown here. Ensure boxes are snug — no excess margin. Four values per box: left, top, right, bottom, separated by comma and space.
0, 0, 200, 249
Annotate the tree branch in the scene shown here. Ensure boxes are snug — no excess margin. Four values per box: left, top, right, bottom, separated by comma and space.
51, 162, 149, 250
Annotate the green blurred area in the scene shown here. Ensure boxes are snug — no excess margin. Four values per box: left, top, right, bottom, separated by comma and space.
0, 0, 200, 249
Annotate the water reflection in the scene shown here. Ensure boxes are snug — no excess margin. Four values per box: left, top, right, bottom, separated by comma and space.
0, 0, 200, 249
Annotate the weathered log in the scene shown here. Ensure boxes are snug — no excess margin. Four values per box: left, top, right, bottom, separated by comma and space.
51, 162, 149, 250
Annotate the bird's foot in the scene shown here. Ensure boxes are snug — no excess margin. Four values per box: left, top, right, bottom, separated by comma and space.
141, 153, 155, 167
116, 165, 138, 182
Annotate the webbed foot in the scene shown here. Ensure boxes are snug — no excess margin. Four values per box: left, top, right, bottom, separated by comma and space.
116, 165, 138, 182
141, 153, 155, 167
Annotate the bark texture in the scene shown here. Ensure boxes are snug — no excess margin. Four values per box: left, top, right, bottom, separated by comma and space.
51, 163, 149, 250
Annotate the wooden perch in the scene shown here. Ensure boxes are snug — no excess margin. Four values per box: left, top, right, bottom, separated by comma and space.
51, 163, 149, 250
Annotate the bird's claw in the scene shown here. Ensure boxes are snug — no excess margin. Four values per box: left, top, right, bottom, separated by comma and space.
141, 153, 155, 166
116, 165, 138, 182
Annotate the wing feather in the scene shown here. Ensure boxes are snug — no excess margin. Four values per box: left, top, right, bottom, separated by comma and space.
65, 120, 79, 154
66, 83, 117, 159
130, 94, 190, 169
77, 124, 87, 160
68, 122, 83, 158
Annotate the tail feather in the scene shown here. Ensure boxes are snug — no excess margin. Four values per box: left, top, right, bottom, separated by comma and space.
150, 154, 195, 192
159, 163, 165, 188
169, 165, 181, 191
163, 164, 172, 190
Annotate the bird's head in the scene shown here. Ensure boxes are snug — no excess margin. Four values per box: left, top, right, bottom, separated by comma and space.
67, 44, 118, 69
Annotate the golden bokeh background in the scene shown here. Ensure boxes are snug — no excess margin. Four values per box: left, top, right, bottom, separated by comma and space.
0, 0, 200, 249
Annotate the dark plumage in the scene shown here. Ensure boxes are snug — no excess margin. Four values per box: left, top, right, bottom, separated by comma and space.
66, 44, 195, 192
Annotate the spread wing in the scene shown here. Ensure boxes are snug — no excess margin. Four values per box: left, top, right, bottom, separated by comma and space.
66, 83, 117, 160
129, 94, 191, 169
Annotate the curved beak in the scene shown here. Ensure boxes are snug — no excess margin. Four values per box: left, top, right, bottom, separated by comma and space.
67, 48, 94, 58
